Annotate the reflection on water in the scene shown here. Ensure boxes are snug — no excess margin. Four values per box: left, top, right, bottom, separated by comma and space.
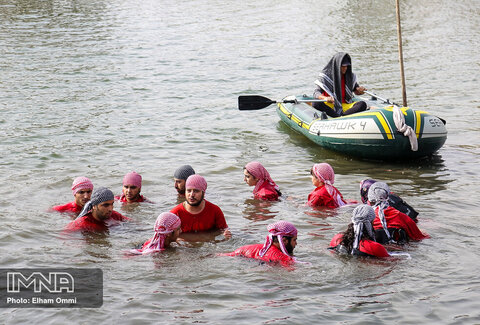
241, 198, 279, 222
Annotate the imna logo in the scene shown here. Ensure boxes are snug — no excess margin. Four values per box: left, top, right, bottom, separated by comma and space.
7, 272, 74, 293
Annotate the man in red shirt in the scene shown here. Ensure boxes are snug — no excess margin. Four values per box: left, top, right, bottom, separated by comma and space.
170, 174, 230, 239
51, 176, 94, 217
64, 187, 129, 233
220, 221, 298, 267
115, 171, 151, 204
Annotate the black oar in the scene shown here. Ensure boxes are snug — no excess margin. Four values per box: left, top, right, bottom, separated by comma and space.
238, 95, 326, 111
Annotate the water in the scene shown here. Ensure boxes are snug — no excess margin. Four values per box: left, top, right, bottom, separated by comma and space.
1, 0, 480, 323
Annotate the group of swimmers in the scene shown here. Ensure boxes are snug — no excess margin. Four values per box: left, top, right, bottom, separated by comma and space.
52, 162, 429, 266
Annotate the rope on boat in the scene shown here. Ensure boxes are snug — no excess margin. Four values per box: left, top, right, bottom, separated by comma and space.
392, 106, 418, 151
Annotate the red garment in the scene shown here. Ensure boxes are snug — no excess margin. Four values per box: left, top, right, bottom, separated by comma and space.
52, 201, 83, 215
254, 182, 279, 201
307, 186, 346, 208
220, 243, 294, 266
322, 75, 347, 103
64, 211, 129, 232
329, 233, 389, 258
170, 200, 228, 233
373, 206, 429, 241
115, 194, 151, 203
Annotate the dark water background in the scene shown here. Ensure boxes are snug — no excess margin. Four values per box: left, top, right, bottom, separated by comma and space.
1, 0, 479, 323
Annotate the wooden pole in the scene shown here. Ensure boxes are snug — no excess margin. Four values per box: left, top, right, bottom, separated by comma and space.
396, 0, 408, 107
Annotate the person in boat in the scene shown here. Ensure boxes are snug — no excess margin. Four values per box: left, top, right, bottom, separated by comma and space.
130, 212, 182, 255
170, 174, 231, 239
220, 220, 298, 267
329, 204, 390, 258
51, 176, 94, 217
115, 171, 152, 204
243, 161, 282, 201
360, 178, 419, 222
64, 187, 130, 233
307, 162, 347, 208
173, 164, 196, 197
367, 182, 429, 244
312, 52, 367, 118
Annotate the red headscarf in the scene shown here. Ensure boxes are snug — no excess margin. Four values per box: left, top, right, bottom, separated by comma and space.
312, 163, 346, 207
245, 161, 279, 196
131, 212, 181, 255
259, 221, 297, 257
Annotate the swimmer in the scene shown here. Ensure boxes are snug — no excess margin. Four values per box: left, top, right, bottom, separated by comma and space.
329, 205, 389, 258
64, 187, 129, 233
51, 176, 94, 216
170, 174, 231, 239
115, 171, 152, 204
367, 182, 429, 244
360, 179, 418, 222
173, 165, 196, 197
130, 212, 181, 255
220, 221, 298, 266
307, 163, 347, 208
243, 161, 282, 201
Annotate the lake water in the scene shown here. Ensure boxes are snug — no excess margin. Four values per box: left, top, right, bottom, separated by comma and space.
1, 0, 479, 323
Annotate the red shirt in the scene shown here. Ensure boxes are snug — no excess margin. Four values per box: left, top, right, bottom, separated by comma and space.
322, 75, 347, 103
373, 206, 429, 241
64, 211, 129, 233
170, 200, 228, 233
115, 194, 151, 203
307, 186, 346, 208
254, 182, 280, 201
52, 201, 83, 215
330, 233, 389, 258
220, 244, 294, 266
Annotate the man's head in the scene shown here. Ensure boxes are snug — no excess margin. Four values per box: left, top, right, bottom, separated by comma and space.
174, 165, 195, 195
71, 177, 93, 207
122, 172, 142, 202
185, 174, 207, 207
340, 55, 351, 75
367, 182, 390, 206
359, 179, 377, 204
78, 187, 115, 221
311, 162, 335, 187
259, 220, 298, 257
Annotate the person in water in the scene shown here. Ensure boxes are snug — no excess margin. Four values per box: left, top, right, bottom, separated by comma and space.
329, 204, 389, 258
64, 187, 129, 233
130, 212, 181, 255
313, 52, 367, 117
307, 162, 347, 208
243, 161, 282, 201
367, 182, 429, 244
220, 220, 298, 266
360, 179, 419, 222
170, 174, 231, 238
52, 176, 94, 216
115, 171, 151, 204
173, 164, 196, 197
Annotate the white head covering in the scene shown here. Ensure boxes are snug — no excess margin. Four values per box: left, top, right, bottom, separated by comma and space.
367, 182, 391, 242
351, 204, 377, 253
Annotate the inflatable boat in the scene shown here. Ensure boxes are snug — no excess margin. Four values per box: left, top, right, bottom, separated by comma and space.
239, 94, 447, 160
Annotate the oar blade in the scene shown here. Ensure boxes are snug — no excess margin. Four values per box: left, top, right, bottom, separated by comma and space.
238, 95, 276, 110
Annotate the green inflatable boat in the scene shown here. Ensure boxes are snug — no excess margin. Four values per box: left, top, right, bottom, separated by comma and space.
238, 94, 447, 160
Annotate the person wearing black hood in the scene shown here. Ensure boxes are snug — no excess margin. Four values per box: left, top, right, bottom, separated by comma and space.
313, 52, 368, 117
